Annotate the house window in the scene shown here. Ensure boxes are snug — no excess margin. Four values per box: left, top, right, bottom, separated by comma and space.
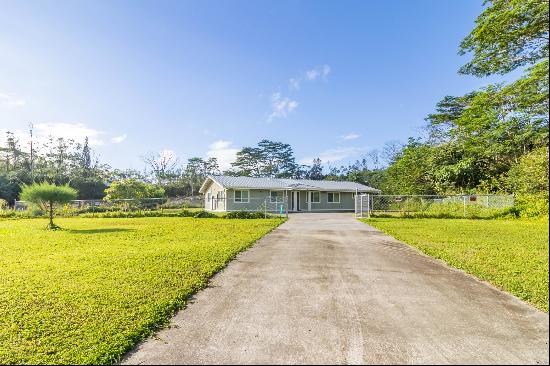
305, 191, 320, 203
207, 193, 211, 202
234, 190, 249, 203
270, 191, 284, 203
328, 192, 340, 203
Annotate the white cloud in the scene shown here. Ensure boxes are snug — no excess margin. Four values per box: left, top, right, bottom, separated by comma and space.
341, 133, 360, 140
289, 78, 301, 91
0, 93, 25, 108
322, 65, 331, 78
206, 140, 239, 171
111, 134, 127, 144
268, 92, 298, 121
305, 64, 331, 81
299, 146, 367, 165
288, 64, 331, 91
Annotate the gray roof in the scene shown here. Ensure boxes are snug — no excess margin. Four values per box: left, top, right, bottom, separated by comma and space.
199, 175, 380, 193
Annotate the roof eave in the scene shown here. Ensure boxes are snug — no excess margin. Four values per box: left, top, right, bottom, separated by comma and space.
199, 175, 225, 194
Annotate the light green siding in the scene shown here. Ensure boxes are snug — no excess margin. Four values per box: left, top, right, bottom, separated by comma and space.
208, 188, 355, 212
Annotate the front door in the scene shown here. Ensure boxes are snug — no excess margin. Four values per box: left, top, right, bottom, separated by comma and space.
291, 191, 300, 212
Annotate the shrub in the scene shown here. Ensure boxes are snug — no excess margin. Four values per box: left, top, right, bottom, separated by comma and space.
225, 210, 270, 219
514, 194, 549, 219
193, 210, 217, 218
19, 183, 78, 229
79, 209, 197, 219
506, 146, 549, 195
0, 198, 8, 210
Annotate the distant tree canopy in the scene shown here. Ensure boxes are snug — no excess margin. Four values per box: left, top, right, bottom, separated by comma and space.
230, 140, 299, 178
103, 179, 165, 200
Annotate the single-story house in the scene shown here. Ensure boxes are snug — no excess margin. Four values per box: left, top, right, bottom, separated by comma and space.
199, 175, 380, 212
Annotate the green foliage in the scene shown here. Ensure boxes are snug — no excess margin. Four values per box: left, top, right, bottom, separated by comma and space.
0, 217, 284, 363
0, 198, 7, 209
193, 210, 217, 218
20, 182, 78, 228
459, 0, 549, 76
382, 140, 437, 194
70, 177, 107, 199
0, 174, 20, 203
79, 209, 199, 218
104, 179, 165, 200
383, 1, 550, 203
506, 146, 549, 194
514, 194, 549, 218
230, 140, 299, 178
363, 218, 549, 311
20, 183, 77, 206
225, 210, 269, 219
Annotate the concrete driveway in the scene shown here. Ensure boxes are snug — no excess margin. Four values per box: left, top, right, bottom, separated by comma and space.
123, 213, 549, 364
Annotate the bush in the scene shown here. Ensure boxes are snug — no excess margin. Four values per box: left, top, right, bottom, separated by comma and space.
506, 146, 549, 195
79, 209, 197, 219
0, 210, 37, 220
514, 194, 549, 219
193, 210, 217, 218
0, 198, 8, 210
225, 210, 270, 219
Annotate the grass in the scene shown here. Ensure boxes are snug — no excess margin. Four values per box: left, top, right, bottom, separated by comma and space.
361, 218, 549, 312
0, 217, 284, 364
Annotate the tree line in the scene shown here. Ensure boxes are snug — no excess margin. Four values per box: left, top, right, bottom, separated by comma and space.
1, 0, 547, 212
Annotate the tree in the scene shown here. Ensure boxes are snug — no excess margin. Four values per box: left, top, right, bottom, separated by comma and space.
459, 0, 549, 76
103, 179, 165, 200
20, 183, 77, 229
306, 158, 324, 180
231, 140, 298, 178
142, 150, 180, 184
80, 137, 92, 174
382, 139, 437, 195
506, 146, 549, 194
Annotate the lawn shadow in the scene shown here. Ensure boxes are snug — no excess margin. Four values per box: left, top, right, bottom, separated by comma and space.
69, 228, 134, 234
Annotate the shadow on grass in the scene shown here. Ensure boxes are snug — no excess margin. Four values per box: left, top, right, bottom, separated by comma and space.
68, 228, 134, 234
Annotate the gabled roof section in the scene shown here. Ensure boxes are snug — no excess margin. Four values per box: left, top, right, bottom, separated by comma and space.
199, 175, 381, 194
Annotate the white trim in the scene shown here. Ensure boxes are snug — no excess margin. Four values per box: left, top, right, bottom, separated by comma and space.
327, 192, 340, 203
233, 189, 250, 203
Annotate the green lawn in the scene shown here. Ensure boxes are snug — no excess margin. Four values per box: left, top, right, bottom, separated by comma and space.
361, 218, 549, 312
0, 217, 284, 364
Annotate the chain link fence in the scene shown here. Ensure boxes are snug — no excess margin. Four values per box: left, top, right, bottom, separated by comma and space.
355, 194, 515, 218
207, 197, 289, 217
14, 198, 169, 212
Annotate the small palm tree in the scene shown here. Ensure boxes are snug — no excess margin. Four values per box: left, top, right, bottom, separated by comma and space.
20, 183, 77, 229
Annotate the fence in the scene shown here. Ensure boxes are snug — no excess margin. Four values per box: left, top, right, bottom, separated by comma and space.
207, 197, 289, 217
14, 198, 168, 211
355, 194, 515, 218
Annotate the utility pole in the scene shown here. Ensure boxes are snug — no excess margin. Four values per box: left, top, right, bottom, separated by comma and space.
29, 122, 34, 182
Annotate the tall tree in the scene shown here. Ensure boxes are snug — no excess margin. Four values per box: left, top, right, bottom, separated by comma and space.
459, 0, 549, 76
142, 150, 180, 184
306, 158, 324, 180
231, 140, 298, 178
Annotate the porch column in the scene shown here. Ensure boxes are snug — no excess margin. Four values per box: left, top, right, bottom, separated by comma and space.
307, 190, 311, 212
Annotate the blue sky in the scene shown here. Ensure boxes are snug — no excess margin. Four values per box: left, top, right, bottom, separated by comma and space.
0, 0, 518, 171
